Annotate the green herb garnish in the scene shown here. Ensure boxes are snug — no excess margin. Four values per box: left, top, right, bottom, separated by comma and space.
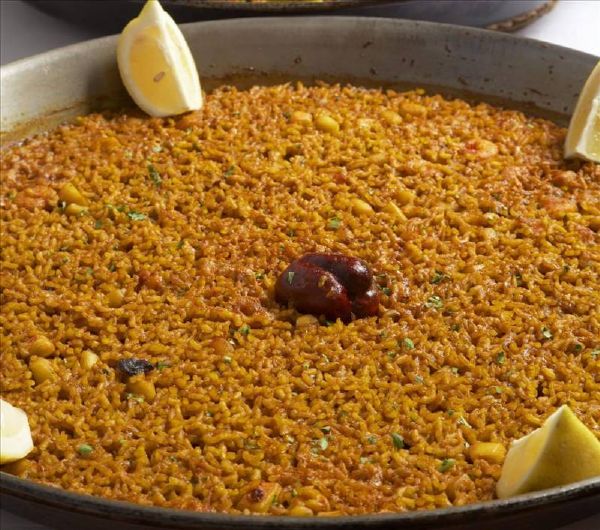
223, 166, 235, 178
238, 324, 250, 336
156, 361, 170, 371
391, 432, 404, 449
425, 295, 443, 309
255, 272, 265, 280
438, 458, 455, 473
108, 262, 116, 272
414, 375, 424, 384
366, 434, 377, 445
431, 270, 447, 284
457, 416, 471, 428
381, 287, 392, 296
176, 240, 185, 249
318, 437, 329, 451
401, 338, 415, 350
77, 444, 93, 456
327, 216, 341, 230
94, 219, 103, 229
127, 211, 147, 221
496, 351, 506, 365
148, 164, 162, 187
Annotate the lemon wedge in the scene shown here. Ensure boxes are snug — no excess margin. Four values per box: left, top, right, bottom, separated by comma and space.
565, 61, 600, 162
116, 0, 202, 118
0, 398, 34, 465
496, 405, 600, 499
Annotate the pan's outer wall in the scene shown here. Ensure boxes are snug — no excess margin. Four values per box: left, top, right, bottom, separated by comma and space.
0, 15, 599, 530
1, 16, 598, 134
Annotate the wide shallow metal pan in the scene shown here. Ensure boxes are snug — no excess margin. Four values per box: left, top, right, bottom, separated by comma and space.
1, 16, 599, 530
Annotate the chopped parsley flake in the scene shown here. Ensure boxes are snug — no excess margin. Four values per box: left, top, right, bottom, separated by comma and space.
127, 211, 147, 221
425, 295, 443, 309
176, 240, 185, 249
318, 437, 329, 451
391, 432, 404, 449
255, 272, 265, 280
496, 351, 506, 365
366, 434, 377, 445
77, 444, 93, 456
450, 323, 460, 331
223, 166, 235, 178
438, 458, 455, 473
238, 324, 250, 336
401, 338, 415, 349
457, 416, 471, 428
287, 271, 295, 284
431, 270, 447, 284
541, 327, 553, 340
573, 343, 583, 353
414, 375, 424, 384
327, 216, 341, 230
148, 164, 162, 187
380, 286, 392, 296
387, 351, 397, 359
94, 219, 103, 229
108, 262, 116, 272
155, 361, 170, 370
493, 386, 503, 394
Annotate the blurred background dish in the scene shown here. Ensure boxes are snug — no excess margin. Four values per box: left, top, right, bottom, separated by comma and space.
28, 0, 556, 33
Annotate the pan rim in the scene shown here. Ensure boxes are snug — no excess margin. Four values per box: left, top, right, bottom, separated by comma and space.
2, 471, 600, 526
1, 15, 599, 527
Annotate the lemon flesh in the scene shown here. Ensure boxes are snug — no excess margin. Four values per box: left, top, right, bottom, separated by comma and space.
0, 398, 34, 464
117, 0, 202, 117
497, 405, 600, 499
565, 61, 600, 162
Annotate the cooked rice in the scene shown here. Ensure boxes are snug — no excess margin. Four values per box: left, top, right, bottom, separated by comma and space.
1, 82, 599, 515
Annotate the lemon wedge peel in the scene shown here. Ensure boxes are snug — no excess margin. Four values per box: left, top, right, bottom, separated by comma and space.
117, 0, 202, 118
496, 405, 600, 499
0, 399, 34, 465
565, 61, 600, 162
